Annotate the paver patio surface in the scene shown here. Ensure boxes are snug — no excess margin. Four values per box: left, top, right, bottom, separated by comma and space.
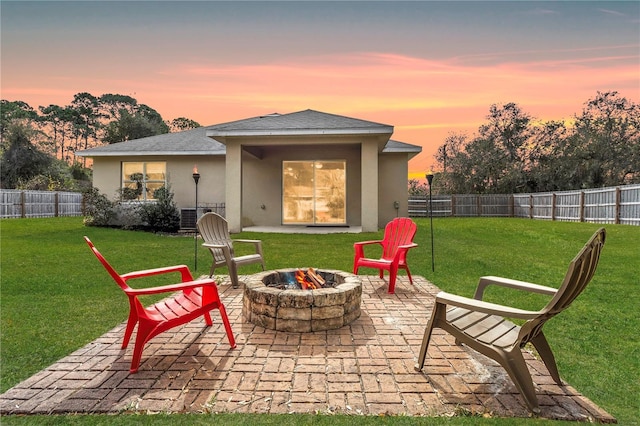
0, 275, 616, 422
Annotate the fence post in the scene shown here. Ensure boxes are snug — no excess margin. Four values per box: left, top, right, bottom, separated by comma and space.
551, 193, 557, 221
579, 191, 585, 222
615, 187, 621, 224
21, 191, 26, 218
55, 192, 59, 217
529, 194, 533, 219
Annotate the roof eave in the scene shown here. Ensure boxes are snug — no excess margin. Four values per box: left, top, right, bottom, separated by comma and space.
206, 127, 393, 138
76, 151, 225, 157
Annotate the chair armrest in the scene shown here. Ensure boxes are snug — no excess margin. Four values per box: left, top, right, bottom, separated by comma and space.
437, 291, 541, 320
125, 279, 218, 296
202, 242, 228, 249
233, 239, 262, 244
474, 276, 558, 300
354, 240, 383, 259
121, 264, 194, 283
354, 240, 383, 247
391, 243, 418, 261
202, 243, 234, 262
398, 243, 418, 250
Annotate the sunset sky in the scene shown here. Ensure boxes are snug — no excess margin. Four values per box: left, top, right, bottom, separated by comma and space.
2, 1, 639, 178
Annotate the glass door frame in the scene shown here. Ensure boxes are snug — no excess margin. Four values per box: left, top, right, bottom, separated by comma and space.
282, 160, 347, 225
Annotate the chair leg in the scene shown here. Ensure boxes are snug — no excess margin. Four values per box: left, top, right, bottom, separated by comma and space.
388, 265, 398, 293
122, 311, 138, 349
217, 304, 236, 348
129, 320, 156, 374
405, 266, 414, 284
500, 349, 540, 414
228, 262, 240, 288
531, 332, 562, 385
203, 311, 213, 326
415, 303, 440, 370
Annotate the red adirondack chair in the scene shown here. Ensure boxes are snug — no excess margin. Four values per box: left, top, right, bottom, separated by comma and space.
84, 236, 236, 373
353, 217, 418, 294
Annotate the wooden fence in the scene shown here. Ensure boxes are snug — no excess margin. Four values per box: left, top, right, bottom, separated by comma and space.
409, 184, 640, 226
4, 184, 640, 225
0, 190, 84, 218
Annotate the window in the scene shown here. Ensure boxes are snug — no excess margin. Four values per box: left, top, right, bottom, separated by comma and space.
283, 160, 346, 225
121, 162, 166, 201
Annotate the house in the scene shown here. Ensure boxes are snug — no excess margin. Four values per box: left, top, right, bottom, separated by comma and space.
77, 109, 421, 233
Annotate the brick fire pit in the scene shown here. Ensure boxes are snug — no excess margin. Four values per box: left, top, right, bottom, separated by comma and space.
242, 268, 362, 332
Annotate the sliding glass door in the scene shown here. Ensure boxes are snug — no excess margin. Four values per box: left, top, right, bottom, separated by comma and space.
283, 160, 346, 225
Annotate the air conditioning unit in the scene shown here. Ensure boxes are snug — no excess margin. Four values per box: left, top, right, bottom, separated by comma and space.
180, 209, 197, 229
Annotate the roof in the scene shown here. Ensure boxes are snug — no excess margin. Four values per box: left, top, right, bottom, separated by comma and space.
76, 109, 421, 158
76, 126, 225, 157
384, 140, 422, 159
206, 109, 394, 137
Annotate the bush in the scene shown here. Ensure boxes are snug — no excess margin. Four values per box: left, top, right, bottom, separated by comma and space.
139, 186, 181, 233
82, 185, 181, 233
82, 187, 115, 227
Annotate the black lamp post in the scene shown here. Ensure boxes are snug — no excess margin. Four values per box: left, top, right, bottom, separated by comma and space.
193, 166, 200, 270
426, 172, 435, 272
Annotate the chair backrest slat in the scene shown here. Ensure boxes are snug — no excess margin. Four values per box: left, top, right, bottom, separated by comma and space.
197, 212, 234, 262
519, 228, 606, 344
382, 217, 417, 259
84, 236, 131, 291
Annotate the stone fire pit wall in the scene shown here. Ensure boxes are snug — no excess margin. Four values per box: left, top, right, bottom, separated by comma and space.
242, 268, 362, 332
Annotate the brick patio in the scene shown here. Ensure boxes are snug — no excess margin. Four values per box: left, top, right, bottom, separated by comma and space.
0, 275, 616, 422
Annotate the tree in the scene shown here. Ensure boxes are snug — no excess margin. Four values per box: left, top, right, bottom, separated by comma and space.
98, 93, 138, 122
69, 92, 102, 164
0, 122, 52, 188
100, 95, 169, 144
433, 133, 470, 194
102, 108, 168, 144
477, 103, 533, 192
527, 120, 570, 191
0, 100, 37, 144
38, 104, 79, 162
571, 91, 640, 186
168, 117, 201, 132
431, 94, 640, 194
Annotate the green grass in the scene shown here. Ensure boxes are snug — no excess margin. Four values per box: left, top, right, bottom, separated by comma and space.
1, 217, 638, 425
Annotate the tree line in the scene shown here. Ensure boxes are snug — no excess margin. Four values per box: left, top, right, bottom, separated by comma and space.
0, 93, 200, 190
412, 91, 639, 195
2, 90, 638, 194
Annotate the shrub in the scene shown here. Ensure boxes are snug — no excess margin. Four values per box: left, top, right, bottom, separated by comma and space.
82, 187, 115, 227
138, 186, 181, 233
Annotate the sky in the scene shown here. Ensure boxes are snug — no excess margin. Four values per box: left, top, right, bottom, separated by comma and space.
2, 1, 639, 179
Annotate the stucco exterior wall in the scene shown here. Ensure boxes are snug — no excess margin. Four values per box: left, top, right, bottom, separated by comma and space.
168, 157, 226, 209
91, 156, 225, 209
378, 153, 409, 227
241, 144, 362, 227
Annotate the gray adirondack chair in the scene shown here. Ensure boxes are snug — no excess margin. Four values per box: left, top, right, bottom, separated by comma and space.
197, 212, 265, 288
415, 228, 606, 413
